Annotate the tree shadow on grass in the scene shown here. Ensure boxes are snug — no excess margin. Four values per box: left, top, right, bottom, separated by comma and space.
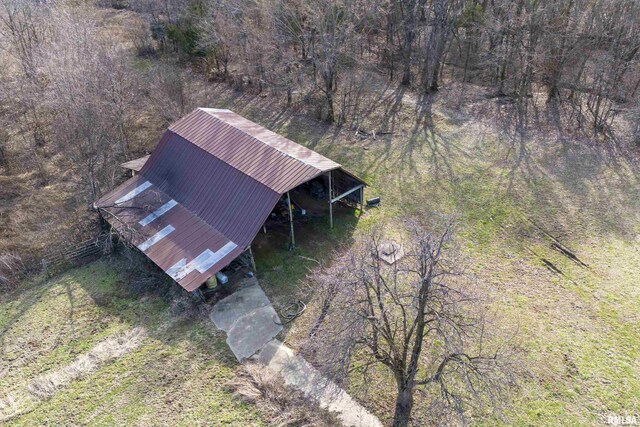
0, 278, 51, 362
489, 97, 640, 242
362, 86, 474, 202
192, 78, 640, 251
346, 80, 640, 247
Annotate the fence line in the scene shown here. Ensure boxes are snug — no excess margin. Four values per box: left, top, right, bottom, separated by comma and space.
41, 233, 110, 277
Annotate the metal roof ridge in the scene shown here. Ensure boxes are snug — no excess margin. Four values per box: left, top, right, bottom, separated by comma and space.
159, 128, 285, 196
200, 107, 231, 113
196, 108, 338, 171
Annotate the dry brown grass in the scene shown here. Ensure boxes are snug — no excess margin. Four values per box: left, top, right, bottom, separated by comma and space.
0, 252, 25, 290
228, 362, 341, 427
25, 326, 146, 399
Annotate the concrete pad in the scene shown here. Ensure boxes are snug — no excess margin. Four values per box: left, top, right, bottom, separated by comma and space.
210, 284, 273, 332
255, 340, 383, 427
226, 306, 283, 361
210, 284, 283, 361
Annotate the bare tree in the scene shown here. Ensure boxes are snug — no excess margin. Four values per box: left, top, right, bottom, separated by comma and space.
542, 0, 579, 102
130, 0, 640, 137
397, 0, 421, 86
306, 221, 514, 426
42, 7, 142, 202
0, 0, 51, 153
197, 0, 236, 81
308, 0, 357, 123
420, 0, 463, 93
0, 0, 50, 79
146, 63, 198, 123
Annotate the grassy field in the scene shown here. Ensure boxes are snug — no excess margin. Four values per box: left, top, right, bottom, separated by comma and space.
2, 82, 639, 425
211, 82, 640, 425
0, 261, 264, 426
2, 97, 639, 426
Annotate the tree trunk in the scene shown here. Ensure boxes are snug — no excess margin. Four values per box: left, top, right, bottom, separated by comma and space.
386, 6, 395, 80
392, 383, 415, 427
325, 90, 334, 123
401, 49, 412, 85
322, 68, 335, 123
401, 26, 414, 85
400, 0, 417, 86
430, 57, 441, 92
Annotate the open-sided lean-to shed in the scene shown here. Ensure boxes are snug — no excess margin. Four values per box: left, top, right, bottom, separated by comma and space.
95, 108, 366, 292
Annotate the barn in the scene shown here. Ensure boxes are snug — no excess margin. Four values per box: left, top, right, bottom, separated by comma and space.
95, 108, 366, 292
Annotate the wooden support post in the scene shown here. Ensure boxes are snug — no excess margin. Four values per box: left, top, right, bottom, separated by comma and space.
328, 171, 333, 229
248, 246, 257, 271
360, 186, 364, 216
287, 191, 295, 250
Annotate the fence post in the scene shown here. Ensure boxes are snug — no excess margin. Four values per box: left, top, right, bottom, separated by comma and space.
41, 258, 50, 278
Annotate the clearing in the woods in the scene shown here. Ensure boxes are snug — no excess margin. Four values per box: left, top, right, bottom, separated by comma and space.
1, 7, 638, 420
2, 80, 638, 425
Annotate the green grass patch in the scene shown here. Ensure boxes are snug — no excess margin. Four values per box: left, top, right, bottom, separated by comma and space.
1, 261, 263, 426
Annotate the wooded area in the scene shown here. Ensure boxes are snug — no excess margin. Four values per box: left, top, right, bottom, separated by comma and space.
127, 0, 640, 131
1, 0, 638, 209
1, 0, 638, 221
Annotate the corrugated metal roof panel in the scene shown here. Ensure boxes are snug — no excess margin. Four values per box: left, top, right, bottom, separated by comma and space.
168, 108, 339, 193
139, 132, 281, 246
96, 177, 244, 292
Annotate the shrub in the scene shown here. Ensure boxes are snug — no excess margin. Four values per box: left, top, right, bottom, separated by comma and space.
0, 252, 25, 291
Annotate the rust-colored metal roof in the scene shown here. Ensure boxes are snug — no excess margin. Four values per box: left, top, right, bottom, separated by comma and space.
121, 155, 150, 172
96, 108, 365, 291
168, 108, 341, 193
139, 130, 281, 246
96, 176, 245, 291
